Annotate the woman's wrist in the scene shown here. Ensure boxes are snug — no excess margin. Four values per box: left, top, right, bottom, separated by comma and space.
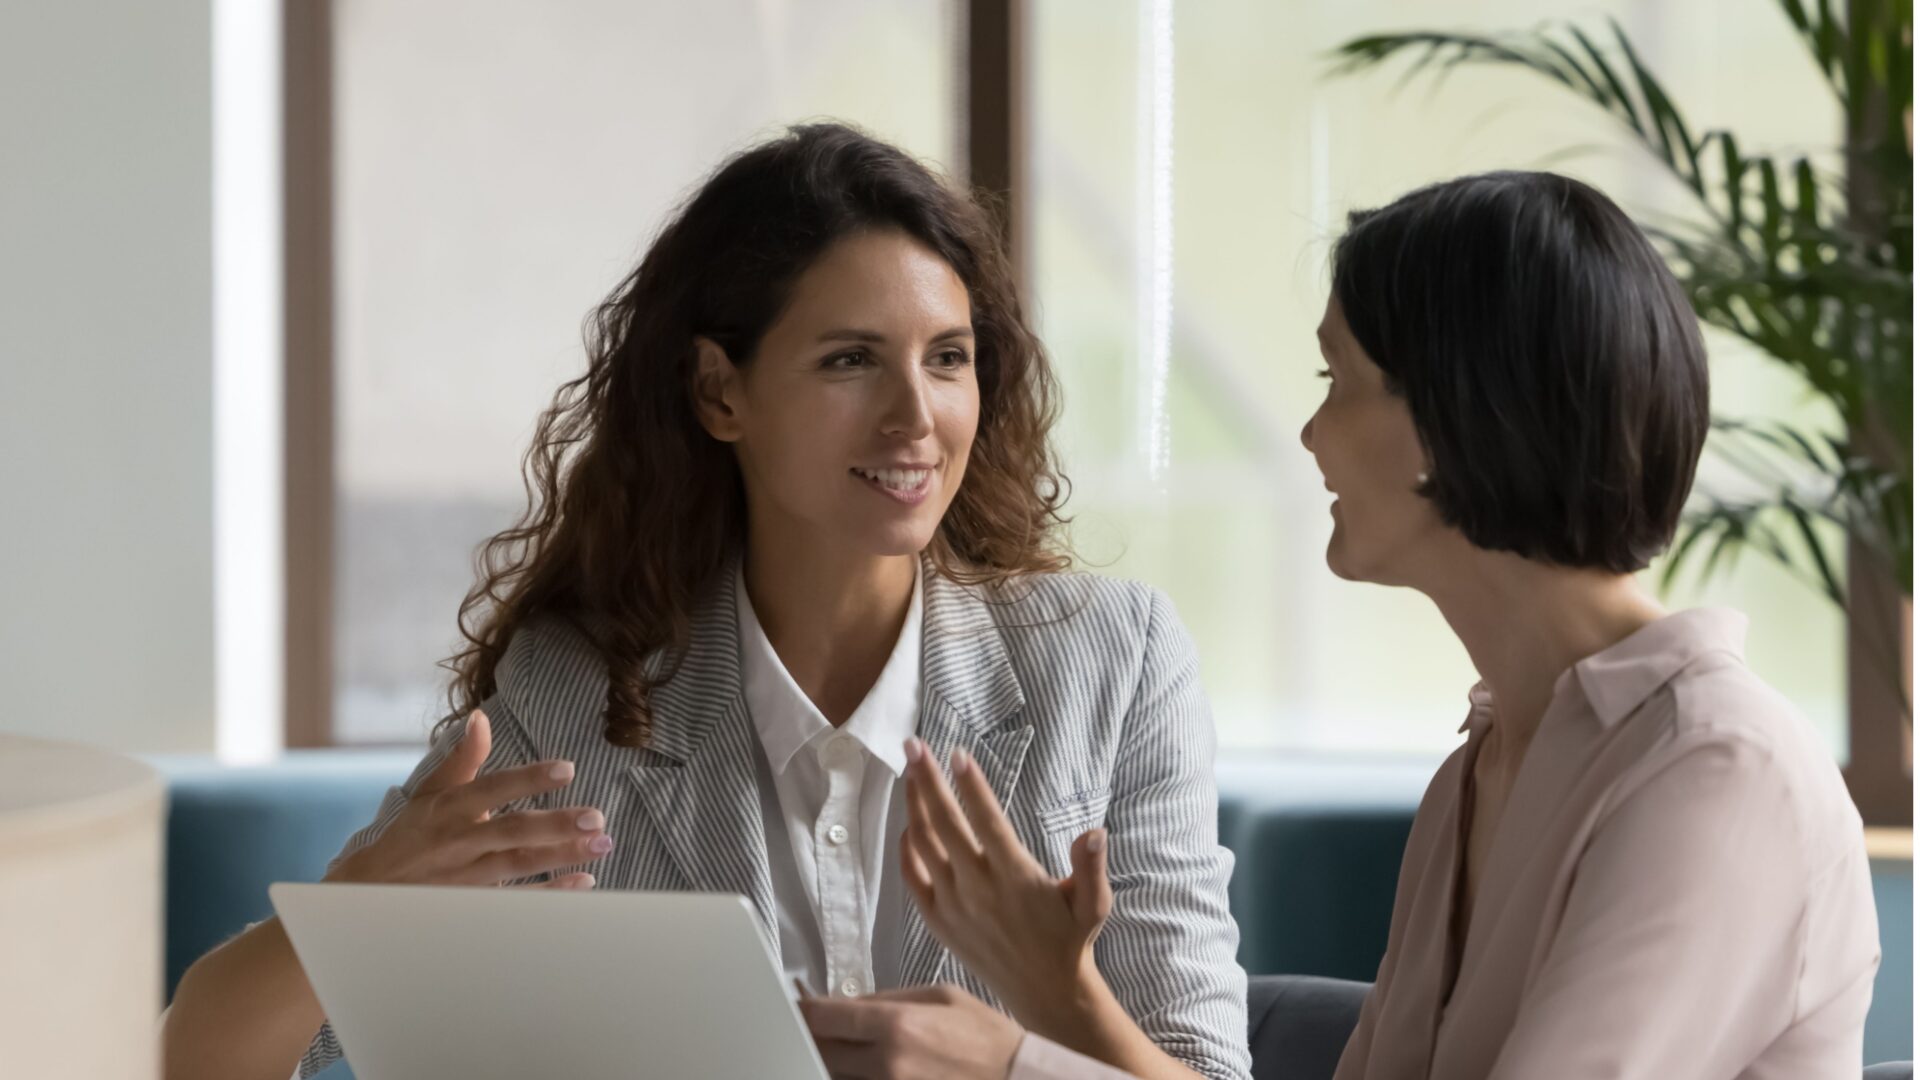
1010, 952, 1121, 1053
1015, 956, 1204, 1079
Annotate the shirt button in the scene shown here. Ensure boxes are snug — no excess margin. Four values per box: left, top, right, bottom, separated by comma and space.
826, 823, 850, 845
839, 977, 862, 997
823, 736, 858, 767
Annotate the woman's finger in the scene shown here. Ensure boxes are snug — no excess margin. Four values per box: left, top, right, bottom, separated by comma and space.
511, 871, 597, 891
904, 776, 955, 885
842, 985, 963, 1005
1067, 829, 1113, 933
813, 1039, 884, 1078
906, 742, 983, 864
441, 806, 605, 862
448, 758, 578, 820
799, 996, 909, 1042
455, 833, 613, 885
415, 710, 491, 796
899, 825, 938, 910
949, 748, 1029, 868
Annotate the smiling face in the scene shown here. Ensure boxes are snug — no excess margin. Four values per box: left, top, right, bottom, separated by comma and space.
694, 228, 980, 560
1299, 296, 1444, 585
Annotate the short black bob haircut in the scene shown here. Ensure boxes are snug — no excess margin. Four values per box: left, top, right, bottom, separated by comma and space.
1331, 170, 1709, 573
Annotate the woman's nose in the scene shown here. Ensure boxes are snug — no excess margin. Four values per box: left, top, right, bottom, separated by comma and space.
882, 368, 936, 440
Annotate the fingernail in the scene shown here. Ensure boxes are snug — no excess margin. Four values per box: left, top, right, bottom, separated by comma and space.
464, 710, 481, 737
588, 834, 614, 854
576, 810, 604, 831
952, 748, 972, 775
1087, 829, 1106, 854
903, 738, 923, 764
575, 873, 596, 889
550, 760, 575, 781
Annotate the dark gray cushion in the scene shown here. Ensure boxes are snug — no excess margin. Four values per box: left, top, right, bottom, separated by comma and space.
1246, 975, 1369, 1080
1217, 762, 1426, 982
1245, 975, 1908, 1080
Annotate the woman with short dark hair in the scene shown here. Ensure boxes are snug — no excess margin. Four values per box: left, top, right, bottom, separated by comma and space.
1326, 170, 1707, 577
842, 170, 1880, 1080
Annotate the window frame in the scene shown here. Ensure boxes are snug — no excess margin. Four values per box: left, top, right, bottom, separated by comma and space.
278, 0, 1910, 833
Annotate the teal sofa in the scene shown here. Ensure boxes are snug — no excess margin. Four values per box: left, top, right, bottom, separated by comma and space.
154, 751, 1913, 1076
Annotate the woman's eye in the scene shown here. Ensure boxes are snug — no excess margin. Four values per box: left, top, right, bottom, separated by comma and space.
932, 350, 972, 370
826, 350, 869, 369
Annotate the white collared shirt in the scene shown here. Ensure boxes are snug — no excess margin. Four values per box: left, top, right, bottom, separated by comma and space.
737, 565, 921, 999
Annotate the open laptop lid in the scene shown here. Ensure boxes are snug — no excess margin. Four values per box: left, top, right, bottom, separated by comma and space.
271, 883, 831, 1080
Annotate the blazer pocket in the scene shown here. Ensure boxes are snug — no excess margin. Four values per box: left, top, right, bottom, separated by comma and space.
1037, 789, 1111, 836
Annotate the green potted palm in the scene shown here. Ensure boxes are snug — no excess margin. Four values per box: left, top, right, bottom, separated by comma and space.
1330, 1, 1912, 815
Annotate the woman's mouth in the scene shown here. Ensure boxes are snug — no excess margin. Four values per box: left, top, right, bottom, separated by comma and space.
851, 466, 933, 506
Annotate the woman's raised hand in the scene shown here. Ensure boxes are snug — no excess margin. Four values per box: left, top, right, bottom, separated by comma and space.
323, 710, 611, 890
898, 737, 1113, 1034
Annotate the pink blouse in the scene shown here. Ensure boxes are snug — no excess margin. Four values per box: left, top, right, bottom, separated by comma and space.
1336, 608, 1879, 1080
1014, 608, 1880, 1080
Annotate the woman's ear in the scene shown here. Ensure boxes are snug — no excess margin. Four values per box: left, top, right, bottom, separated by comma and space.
690, 337, 745, 442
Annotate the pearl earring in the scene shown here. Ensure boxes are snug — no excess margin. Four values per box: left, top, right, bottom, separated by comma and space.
1415, 471, 1430, 486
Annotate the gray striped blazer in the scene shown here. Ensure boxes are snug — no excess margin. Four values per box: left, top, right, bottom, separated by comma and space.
303, 561, 1251, 1079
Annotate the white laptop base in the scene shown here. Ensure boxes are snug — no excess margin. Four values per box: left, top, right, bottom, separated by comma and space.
271, 883, 831, 1080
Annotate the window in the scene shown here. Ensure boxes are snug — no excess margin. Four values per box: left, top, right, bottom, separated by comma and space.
328, 0, 960, 743
1027, 0, 1846, 754
312, 0, 1848, 763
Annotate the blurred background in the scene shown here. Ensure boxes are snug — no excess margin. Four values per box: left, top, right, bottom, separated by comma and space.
0, 0, 1910, 1066
8, 0, 1900, 770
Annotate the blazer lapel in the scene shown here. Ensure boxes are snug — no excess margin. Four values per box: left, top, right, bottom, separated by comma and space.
895, 564, 1034, 989
621, 568, 780, 950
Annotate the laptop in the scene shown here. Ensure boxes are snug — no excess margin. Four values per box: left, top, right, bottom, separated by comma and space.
271, 882, 832, 1080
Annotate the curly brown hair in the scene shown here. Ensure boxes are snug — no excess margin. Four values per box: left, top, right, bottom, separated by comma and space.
442, 123, 1073, 748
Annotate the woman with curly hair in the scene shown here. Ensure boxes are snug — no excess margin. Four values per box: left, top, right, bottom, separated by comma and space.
161, 123, 1250, 1080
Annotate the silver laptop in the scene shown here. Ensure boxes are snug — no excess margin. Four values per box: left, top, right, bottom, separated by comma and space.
271, 883, 831, 1080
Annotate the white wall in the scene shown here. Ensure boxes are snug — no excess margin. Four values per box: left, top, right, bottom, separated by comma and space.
0, 2, 217, 753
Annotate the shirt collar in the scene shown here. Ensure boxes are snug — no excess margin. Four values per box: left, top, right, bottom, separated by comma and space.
1572, 607, 1748, 727
1458, 683, 1496, 734
735, 563, 923, 777
1458, 607, 1748, 733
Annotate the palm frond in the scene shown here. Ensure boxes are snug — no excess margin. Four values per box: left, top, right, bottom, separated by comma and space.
1329, 5, 1913, 625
